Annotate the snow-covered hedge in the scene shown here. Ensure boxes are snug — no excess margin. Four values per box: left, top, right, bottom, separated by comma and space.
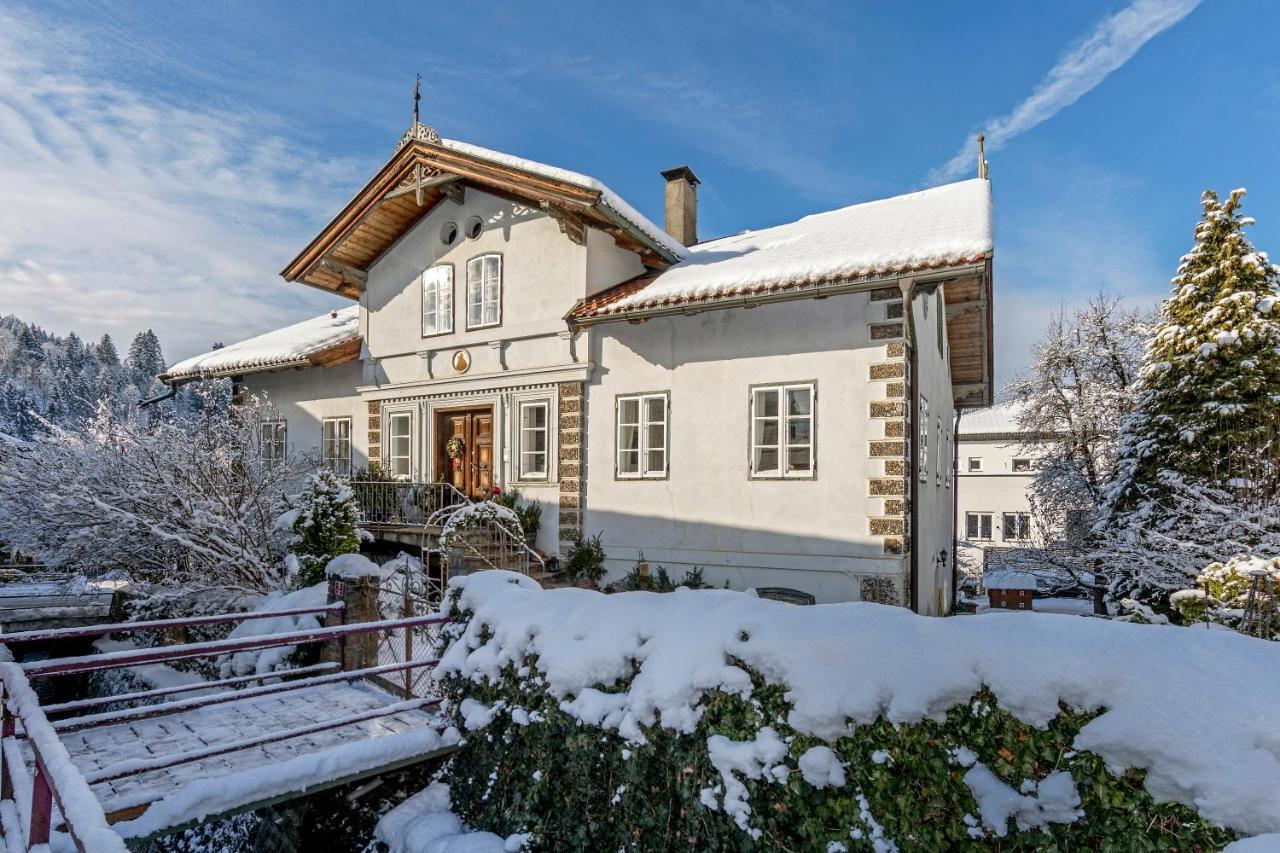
433, 573, 1280, 850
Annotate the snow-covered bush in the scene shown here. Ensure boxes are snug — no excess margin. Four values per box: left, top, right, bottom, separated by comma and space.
432, 573, 1274, 850
0, 395, 303, 597
1171, 555, 1280, 638
285, 469, 363, 588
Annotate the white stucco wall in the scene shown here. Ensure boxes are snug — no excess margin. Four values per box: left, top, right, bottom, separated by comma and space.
582, 291, 912, 604
242, 360, 367, 470
955, 435, 1043, 572
911, 287, 957, 616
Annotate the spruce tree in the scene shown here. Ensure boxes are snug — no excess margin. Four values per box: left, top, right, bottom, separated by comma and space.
126, 329, 166, 391
1106, 188, 1280, 514
289, 469, 362, 588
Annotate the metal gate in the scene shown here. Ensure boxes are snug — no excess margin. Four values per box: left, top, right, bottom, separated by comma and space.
373, 553, 443, 698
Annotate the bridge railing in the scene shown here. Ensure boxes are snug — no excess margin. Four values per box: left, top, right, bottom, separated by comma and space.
0, 607, 451, 851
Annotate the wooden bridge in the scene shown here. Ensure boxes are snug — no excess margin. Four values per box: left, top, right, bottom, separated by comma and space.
0, 600, 456, 851
0, 567, 126, 633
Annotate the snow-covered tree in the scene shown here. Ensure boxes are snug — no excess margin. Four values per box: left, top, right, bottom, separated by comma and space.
1098, 189, 1280, 609
0, 395, 306, 600
287, 468, 363, 588
1106, 188, 1280, 514
1006, 293, 1149, 542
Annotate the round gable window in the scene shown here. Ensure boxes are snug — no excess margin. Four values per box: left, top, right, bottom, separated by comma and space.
440, 222, 459, 246
464, 216, 483, 240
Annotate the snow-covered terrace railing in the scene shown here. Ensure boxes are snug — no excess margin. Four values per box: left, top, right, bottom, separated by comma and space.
350, 480, 468, 529
0, 606, 452, 850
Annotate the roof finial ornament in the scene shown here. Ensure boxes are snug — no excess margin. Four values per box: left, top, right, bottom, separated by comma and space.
412, 72, 421, 126
396, 72, 440, 152
977, 134, 989, 180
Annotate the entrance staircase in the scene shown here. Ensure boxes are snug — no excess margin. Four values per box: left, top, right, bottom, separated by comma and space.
349, 481, 550, 588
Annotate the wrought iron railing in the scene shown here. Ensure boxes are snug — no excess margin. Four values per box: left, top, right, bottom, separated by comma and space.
351, 481, 549, 578
349, 481, 467, 528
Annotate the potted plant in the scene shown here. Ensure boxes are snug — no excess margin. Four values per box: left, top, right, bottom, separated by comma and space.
563, 533, 606, 589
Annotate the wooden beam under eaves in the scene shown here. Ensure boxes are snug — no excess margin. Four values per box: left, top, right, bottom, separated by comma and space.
384, 171, 462, 203
316, 258, 368, 287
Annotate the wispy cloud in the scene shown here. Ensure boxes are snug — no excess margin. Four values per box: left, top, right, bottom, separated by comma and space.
0, 6, 364, 362
930, 0, 1201, 183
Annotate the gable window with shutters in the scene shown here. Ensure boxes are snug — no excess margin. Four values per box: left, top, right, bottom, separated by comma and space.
616, 392, 668, 479
750, 382, 815, 479
322, 417, 352, 477
466, 253, 502, 330
421, 264, 454, 337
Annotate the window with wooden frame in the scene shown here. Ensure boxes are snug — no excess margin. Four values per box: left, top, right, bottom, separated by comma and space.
260, 420, 286, 464
616, 393, 667, 478
421, 264, 454, 337
322, 417, 352, 477
466, 254, 502, 329
750, 383, 815, 478
918, 394, 929, 482
517, 400, 549, 481
386, 412, 413, 479
965, 512, 993, 541
1002, 512, 1032, 541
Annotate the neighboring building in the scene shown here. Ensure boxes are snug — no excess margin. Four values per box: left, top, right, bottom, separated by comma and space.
955, 401, 1044, 574
162, 115, 996, 613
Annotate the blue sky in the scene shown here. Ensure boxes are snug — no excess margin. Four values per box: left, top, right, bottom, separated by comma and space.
1, 0, 1277, 389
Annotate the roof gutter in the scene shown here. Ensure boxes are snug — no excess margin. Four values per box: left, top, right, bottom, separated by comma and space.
595, 200, 686, 266
138, 378, 187, 409
569, 263, 988, 329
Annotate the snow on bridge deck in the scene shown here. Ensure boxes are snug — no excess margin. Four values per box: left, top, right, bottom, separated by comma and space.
0, 604, 457, 850
56, 680, 452, 830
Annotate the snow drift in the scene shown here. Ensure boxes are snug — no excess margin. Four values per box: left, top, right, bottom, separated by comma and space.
439, 571, 1280, 837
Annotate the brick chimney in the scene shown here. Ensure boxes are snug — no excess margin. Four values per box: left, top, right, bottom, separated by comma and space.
660, 165, 700, 246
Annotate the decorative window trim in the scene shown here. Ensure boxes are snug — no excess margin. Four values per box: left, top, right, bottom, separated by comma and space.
514, 398, 551, 482
322, 417, 352, 477
465, 252, 503, 331
385, 410, 414, 480
965, 511, 994, 541
260, 420, 287, 464
749, 381, 816, 480
615, 392, 669, 480
421, 263, 455, 338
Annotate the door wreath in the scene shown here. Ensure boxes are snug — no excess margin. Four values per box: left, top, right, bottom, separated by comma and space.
445, 436, 466, 459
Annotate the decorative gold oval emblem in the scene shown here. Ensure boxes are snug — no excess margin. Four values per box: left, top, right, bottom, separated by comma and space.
452, 349, 471, 373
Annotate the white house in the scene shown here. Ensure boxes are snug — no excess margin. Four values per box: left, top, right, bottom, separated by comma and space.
163, 116, 995, 614
955, 401, 1046, 573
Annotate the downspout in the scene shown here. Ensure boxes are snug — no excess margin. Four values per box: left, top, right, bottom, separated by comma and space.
138, 378, 185, 408
898, 278, 919, 613
951, 408, 962, 612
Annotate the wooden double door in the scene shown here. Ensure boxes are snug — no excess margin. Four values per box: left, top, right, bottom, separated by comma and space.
436, 407, 494, 500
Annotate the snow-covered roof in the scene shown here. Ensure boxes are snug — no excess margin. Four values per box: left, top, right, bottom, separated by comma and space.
163, 306, 360, 381
957, 400, 1032, 438
573, 178, 992, 320
439, 139, 687, 262
983, 569, 1038, 591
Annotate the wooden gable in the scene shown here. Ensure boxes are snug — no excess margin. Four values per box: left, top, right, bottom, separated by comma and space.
282, 128, 679, 297
944, 259, 995, 409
